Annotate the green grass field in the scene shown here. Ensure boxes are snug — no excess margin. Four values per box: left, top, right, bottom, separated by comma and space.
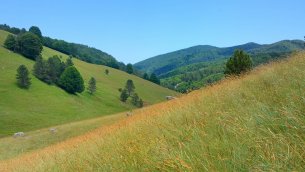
1, 51, 303, 171
0, 30, 178, 137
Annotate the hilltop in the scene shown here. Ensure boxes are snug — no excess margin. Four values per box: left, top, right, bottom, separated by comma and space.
0, 30, 178, 137
1, 51, 304, 171
134, 40, 304, 92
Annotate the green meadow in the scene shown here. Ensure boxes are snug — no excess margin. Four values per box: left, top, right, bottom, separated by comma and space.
0, 30, 178, 137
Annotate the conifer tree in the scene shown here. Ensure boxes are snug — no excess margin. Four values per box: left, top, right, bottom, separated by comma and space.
87, 77, 97, 95
131, 93, 140, 106
16, 65, 31, 89
120, 89, 128, 102
33, 56, 50, 83
125, 79, 135, 96
225, 50, 253, 75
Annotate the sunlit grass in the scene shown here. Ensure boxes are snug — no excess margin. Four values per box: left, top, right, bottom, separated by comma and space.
0, 30, 178, 137
0, 52, 304, 171
0, 112, 125, 160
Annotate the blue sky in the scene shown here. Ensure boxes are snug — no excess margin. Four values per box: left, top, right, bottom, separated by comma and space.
0, 0, 304, 63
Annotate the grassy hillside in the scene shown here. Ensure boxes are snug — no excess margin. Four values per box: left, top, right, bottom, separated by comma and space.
1, 52, 304, 171
134, 40, 304, 92
0, 30, 178, 137
0, 112, 126, 160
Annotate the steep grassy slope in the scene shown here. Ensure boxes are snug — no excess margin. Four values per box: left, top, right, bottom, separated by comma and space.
0, 30, 178, 137
1, 52, 304, 171
0, 112, 126, 160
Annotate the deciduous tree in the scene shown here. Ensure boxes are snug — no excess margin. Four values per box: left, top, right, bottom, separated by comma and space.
59, 66, 84, 94
29, 26, 42, 39
17, 32, 43, 60
4, 35, 17, 51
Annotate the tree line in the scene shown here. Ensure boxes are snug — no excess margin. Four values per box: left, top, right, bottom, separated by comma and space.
4, 30, 43, 60
124, 63, 160, 85
2, 23, 161, 86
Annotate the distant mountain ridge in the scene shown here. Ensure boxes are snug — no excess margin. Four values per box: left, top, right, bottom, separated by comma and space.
134, 40, 304, 92
134, 40, 304, 75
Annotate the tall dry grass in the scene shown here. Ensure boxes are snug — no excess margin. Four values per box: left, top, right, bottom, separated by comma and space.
1, 52, 304, 171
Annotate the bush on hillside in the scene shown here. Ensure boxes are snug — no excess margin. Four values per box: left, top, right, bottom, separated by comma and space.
225, 50, 253, 75
105, 69, 109, 75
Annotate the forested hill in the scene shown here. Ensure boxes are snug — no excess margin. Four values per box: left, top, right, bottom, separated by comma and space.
42, 37, 121, 68
134, 40, 304, 75
0, 24, 123, 69
134, 40, 304, 92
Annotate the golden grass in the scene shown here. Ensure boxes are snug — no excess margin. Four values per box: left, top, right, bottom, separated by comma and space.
0, 52, 304, 171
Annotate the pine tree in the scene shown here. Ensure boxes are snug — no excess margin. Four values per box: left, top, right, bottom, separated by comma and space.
125, 79, 135, 96
16, 65, 31, 89
120, 89, 128, 102
131, 93, 140, 106
225, 49, 253, 75
33, 56, 50, 83
87, 77, 97, 95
